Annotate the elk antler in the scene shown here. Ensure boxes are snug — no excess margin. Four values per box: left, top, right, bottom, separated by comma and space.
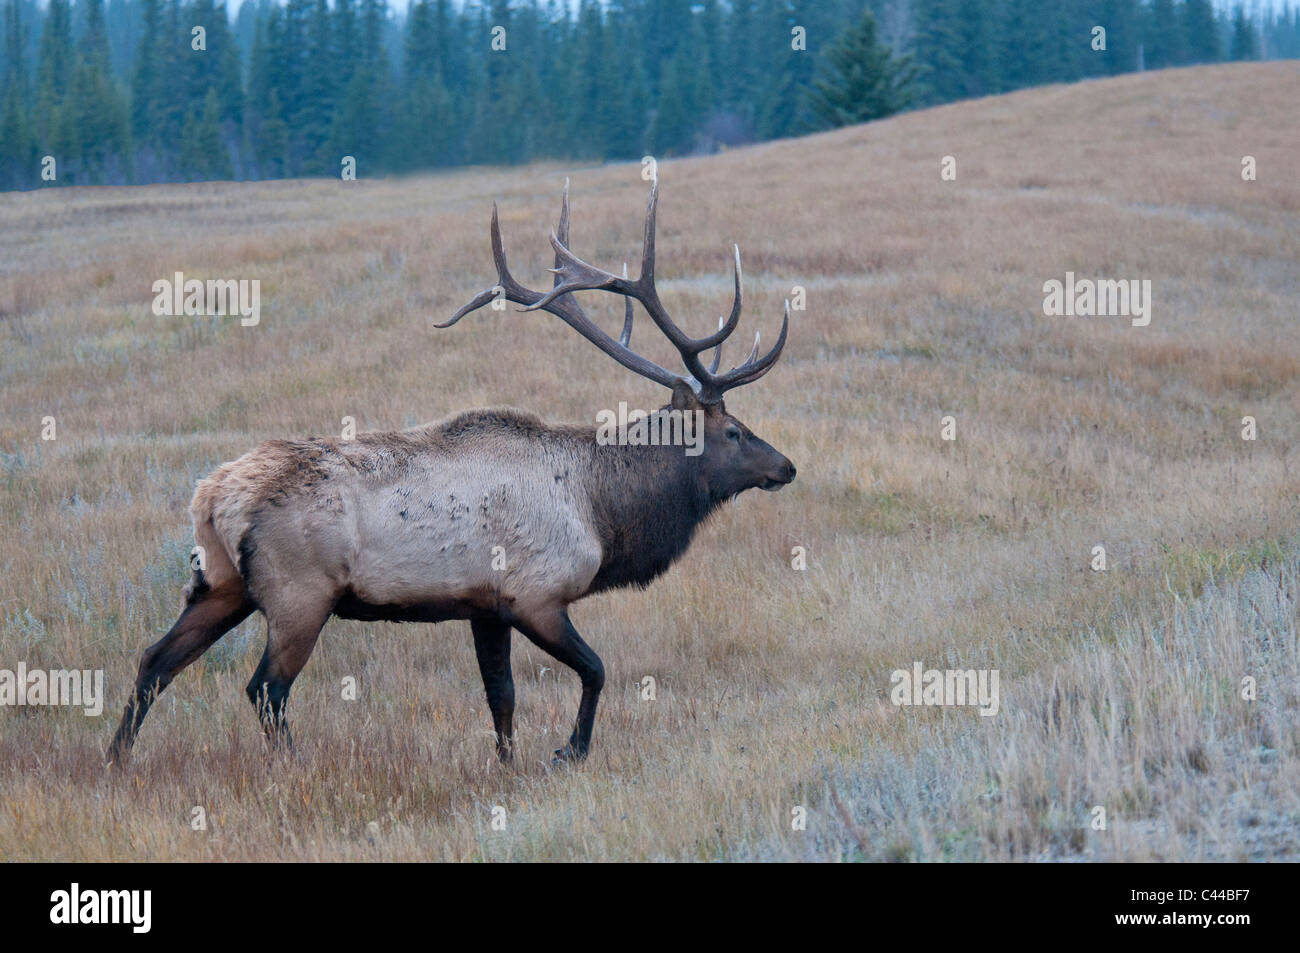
440, 181, 788, 403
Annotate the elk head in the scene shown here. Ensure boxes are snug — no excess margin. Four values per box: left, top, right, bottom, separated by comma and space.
439, 180, 795, 499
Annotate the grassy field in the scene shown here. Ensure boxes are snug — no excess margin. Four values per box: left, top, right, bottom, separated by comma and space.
1, 62, 1297, 862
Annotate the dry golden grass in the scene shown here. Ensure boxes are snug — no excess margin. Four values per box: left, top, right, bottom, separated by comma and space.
1, 63, 1298, 861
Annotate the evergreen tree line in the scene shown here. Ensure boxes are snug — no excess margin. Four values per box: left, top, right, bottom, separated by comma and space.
0, 0, 1294, 191
903, 0, 1290, 104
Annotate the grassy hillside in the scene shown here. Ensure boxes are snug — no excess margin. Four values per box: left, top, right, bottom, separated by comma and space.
1, 62, 1297, 861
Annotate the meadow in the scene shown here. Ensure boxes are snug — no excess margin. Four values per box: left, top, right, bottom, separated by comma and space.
0, 62, 1297, 861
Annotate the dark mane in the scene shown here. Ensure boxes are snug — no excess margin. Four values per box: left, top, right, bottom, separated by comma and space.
430, 407, 553, 441
582, 441, 720, 594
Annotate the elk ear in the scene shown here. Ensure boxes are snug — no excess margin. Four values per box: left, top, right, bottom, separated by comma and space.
670, 379, 700, 411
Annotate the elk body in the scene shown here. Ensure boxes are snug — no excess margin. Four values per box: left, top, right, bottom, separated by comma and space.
108, 184, 795, 765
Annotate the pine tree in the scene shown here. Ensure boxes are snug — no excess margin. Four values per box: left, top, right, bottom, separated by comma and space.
0, 0, 34, 188
0, 81, 29, 186
1146, 0, 1187, 68
259, 87, 290, 176
73, 0, 131, 182
244, 5, 273, 172
35, 0, 80, 179
570, 0, 603, 157
1229, 4, 1257, 59
595, 1, 647, 158
157, 0, 187, 154
722, 0, 761, 128
1183, 0, 1221, 63
197, 0, 243, 127
649, 48, 706, 155
331, 0, 392, 170
1098, 0, 1141, 75
997, 0, 1057, 89
295, 0, 336, 174
398, 0, 452, 168
181, 87, 230, 178
130, 0, 168, 166
36, 0, 72, 103
912, 0, 965, 103
956, 0, 999, 95
808, 7, 916, 127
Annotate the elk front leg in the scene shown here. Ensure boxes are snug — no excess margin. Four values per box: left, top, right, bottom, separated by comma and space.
471, 616, 515, 762
512, 606, 604, 762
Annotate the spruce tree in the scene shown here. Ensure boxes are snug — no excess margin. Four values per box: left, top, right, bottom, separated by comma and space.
1229, 5, 1257, 59
131, 0, 163, 142
1183, 0, 1221, 63
0, 0, 33, 188
296, 0, 336, 174
35, 0, 79, 178
1098, 0, 1141, 75
912, 0, 965, 103
73, 0, 131, 182
180, 87, 229, 178
1146, 0, 1187, 68
399, 0, 452, 168
808, 8, 916, 128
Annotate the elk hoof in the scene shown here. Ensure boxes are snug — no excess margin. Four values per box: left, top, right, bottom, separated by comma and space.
551, 744, 588, 764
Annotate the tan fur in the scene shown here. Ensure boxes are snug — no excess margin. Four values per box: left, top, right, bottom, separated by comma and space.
190, 408, 604, 619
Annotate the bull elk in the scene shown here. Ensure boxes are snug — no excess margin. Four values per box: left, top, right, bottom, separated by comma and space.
108, 182, 795, 765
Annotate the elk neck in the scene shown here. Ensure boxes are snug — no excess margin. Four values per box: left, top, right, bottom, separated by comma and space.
580, 436, 720, 594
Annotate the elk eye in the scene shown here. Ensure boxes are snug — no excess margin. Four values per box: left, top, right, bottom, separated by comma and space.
726, 427, 741, 442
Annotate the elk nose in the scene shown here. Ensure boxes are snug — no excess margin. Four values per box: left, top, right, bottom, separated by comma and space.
786, 462, 797, 481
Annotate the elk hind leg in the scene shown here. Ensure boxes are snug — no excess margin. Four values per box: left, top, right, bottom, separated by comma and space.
108, 576, 252, 763
512, 606, 604, 763
245, 596, 332, 752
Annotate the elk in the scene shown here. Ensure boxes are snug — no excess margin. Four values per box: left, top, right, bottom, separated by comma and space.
108, 182, 794, 766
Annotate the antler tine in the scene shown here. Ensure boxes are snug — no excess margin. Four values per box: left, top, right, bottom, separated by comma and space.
531, 194, 740, 365
619, 262, 633, 347
437, 285, 498, 328
440, 195, 682, 391
532, 218, 725, 381
708, 316, 725, 373
435, 203, 516, 327
554, 177, 571, 282
672, 242, 745, 358
703, 300, 790, 395
695, 243, 744, 352
640, 176, 658, 285
529, 234, 630, 312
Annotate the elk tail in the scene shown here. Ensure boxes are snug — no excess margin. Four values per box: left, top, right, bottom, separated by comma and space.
185, 472, 248, 604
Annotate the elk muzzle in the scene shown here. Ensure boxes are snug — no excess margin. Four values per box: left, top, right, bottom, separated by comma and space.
760, 457, 796, 491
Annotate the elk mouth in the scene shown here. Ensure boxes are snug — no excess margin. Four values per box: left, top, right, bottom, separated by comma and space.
759, 461, 796, 491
